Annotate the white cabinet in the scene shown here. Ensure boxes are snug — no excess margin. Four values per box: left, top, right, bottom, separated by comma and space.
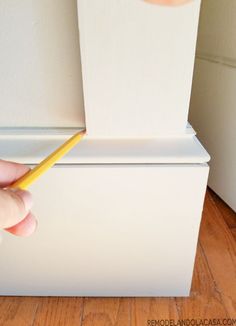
0, 133, 209, 296
0, 0, 209, 296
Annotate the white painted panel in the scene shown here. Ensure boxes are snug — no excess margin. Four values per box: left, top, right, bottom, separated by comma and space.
77, 0, 201, 138
197, 0, 236, 61
0, 128, 210, 165
0, 0, 85, 128
190, 59, 236, 211
0, 164, 209, 296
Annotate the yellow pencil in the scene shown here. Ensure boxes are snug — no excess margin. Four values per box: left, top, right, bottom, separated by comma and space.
10, 130, 86, 190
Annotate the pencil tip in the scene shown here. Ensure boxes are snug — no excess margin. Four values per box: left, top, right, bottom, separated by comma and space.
80, 129, 86, 136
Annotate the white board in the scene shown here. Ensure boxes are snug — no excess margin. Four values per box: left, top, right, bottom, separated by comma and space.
77, 0, 201, 138
0, 163, 209, 296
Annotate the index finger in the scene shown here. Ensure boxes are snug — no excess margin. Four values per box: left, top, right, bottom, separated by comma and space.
0, 160, 30, 187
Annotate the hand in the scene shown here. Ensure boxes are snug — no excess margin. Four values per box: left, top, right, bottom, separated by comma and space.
0, 160, 37, 237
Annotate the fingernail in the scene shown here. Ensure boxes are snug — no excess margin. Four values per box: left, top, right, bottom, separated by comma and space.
15, 190, 33, 212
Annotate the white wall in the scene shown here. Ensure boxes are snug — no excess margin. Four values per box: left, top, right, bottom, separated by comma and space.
0, 0, 85, 128
190, 0, 236, 211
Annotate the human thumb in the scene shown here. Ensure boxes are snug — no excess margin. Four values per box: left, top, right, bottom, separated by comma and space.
0, 189, 33, 229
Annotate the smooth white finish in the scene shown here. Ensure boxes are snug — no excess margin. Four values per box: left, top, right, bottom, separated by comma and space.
0, 164, 209, 296
0, 0, 85, 128
0, 127, 210, 165
77, 0, 201, 138
190, 0, 236, 211
0, 0, 210, 297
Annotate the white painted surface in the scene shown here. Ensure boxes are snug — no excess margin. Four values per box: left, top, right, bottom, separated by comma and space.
0, 127, 210, 165
0, 0, 210, 297
190, 0, 236, 211
0, 0, 85, 128
77, 0, 201, 138
0, 164, 209, 296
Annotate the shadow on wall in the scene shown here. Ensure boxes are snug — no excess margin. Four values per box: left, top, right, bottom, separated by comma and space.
189, 0, 236, 211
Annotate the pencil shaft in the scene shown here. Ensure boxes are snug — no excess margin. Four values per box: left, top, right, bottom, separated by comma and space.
10, 130, 85, 190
